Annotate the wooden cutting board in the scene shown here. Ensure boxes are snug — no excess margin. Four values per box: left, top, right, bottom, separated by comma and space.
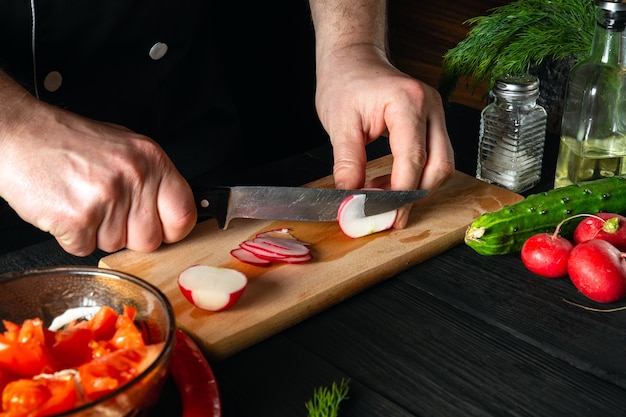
99, 155, 523, 360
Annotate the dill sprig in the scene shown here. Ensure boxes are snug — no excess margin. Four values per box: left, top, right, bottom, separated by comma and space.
440, 0, 595, 101
305, 379, 350, 417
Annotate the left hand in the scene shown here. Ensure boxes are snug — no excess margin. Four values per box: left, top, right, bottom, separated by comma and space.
315, 44, 455, 227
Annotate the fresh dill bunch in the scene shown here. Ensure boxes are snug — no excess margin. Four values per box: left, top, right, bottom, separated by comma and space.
305, 379, 350, 417
440, 0, 595, 101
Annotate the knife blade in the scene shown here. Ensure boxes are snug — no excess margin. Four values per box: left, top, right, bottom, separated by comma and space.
194, 186, 429, 229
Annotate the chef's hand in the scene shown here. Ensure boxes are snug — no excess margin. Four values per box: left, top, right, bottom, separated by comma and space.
0, 77, 197, 256
314, 44, 455, 228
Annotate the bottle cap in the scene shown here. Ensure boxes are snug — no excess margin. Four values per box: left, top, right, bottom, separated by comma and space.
597, 0, 626, 31
494, 74, 540, 93
598, 0, 626, 12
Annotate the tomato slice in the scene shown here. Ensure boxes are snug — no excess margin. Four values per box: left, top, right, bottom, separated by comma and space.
0, 341, 52, 378
1, 375, 77, 417
0, 369, 16, 398
51, 328, 95, 370
0, 320, 55, 378
2, 319, 49, 345
78, 343, 162, 401
61, 306, 119, 341
108, 306, 145, 350
85, 306, 118, 341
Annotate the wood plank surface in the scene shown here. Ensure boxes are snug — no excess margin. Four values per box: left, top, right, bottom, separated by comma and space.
278, 276, 626, 417
213, 336, 417, 417
212, 247, 626, 416
406, 243, 626, 390
99, 155, 523, 360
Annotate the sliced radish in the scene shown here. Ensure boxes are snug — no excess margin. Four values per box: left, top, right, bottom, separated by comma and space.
231, 229, 313, 266
239, 241, 288, 261
256, 229, 311, 244
248, 237, 310, 257
178, 265, 248, 312
276, 253, 313, 264
255, 235, 311, 248
230, 248, 272, 266
337, 194, 397, 238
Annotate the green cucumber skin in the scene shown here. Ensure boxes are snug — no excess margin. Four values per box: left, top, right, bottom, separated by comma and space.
465, 176, 626, 255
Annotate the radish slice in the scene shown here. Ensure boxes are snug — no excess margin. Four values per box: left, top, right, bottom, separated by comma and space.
178, 265, 248, 312
337, 194, 397, 238
249, 237, 310, 257
256, 229, 311, 244
231, 229, 313, 265
230, 248, 272, 266
277, 253, 313, 264
255, 235, 311, 249
240, 241, 289, 261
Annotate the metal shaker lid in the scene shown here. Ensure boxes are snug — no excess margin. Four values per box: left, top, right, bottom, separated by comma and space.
494, 74, 540, 93
598, 0, 626, 12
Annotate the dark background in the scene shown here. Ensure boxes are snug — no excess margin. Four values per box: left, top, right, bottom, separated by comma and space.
208, 1, 327, 164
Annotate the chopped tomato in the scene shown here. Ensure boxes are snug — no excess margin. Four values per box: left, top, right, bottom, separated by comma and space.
88, 340, 113, 360
109, 306, 145, 350
122, 305, 137, 322
0, 370, 15, 397
1, 375, 77, 417
0, 341, 53, 379
0, 319, 55, 377
78, 344, 162, 401
51, 328, 95, 369
84, 306, 118, 341
0, 305, 161, 417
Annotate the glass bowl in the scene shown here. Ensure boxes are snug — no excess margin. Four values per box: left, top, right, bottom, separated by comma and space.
0, 266, 176, 417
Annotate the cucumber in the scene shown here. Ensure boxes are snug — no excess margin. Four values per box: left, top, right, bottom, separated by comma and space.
465, 176, 626, 255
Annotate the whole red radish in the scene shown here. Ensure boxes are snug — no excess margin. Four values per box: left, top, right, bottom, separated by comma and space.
521, 233, 573, 278
573, 212, 626, 251
567, 239, 626, 303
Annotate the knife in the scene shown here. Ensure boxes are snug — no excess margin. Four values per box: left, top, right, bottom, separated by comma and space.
194, 186, 429, 229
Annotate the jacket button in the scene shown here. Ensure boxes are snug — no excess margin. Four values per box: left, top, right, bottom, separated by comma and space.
43, 71, 63, 92
148, 42, 168, 60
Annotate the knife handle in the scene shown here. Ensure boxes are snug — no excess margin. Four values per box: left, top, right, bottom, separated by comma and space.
193, 188, 231, 229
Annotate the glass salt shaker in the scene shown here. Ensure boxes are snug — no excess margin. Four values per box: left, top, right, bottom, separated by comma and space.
476, 74, 548, 193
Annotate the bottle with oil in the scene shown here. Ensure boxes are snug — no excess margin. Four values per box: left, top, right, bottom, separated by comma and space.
554, 0, 626, 188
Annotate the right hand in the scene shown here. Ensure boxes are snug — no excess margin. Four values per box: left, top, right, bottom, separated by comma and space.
0, 98, 197, 256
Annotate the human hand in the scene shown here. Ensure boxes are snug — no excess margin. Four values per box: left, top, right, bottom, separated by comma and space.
0, 101, 197, 256
314, 44, 455, 227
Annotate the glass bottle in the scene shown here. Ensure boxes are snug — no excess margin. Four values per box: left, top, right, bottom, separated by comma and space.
554, 0, 626, 188
476, 74, 548, 193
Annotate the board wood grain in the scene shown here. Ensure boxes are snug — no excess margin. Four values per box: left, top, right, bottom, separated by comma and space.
99, 155, 523, 360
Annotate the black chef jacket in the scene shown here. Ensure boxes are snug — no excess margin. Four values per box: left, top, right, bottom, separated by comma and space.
0, 0, 242, 183
0, 0, 326, 254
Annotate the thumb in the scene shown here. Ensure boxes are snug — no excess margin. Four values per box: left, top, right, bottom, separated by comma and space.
331, 138, 368, 190
157, 170, 197, 244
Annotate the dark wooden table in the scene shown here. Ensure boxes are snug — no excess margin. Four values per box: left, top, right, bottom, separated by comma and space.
1, 104, 626, 417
